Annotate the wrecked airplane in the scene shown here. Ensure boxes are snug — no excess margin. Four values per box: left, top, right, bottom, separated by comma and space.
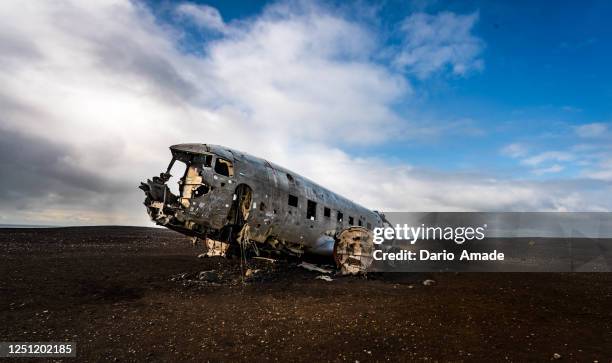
140, 144, 383, 274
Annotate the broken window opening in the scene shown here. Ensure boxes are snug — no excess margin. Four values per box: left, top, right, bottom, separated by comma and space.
286, 173, 294, 183
166, 159, 187, 196
259, 202, 266, 211
193, 184, 211, 198
193, 154, 213, 168
323, 207, 331, 218
203, 154, 212, 167
348, 216, 354, 225
288, 194, 298, 207
214, 158, 234, 177
358, 220, 362, 226
306, 200, 317, 220
337, 211, 343, 223
181, 164, 203, 207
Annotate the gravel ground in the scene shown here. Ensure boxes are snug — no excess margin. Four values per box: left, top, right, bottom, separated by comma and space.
0, 226, 610, 362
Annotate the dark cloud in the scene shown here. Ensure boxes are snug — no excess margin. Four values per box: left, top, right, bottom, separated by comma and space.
0, 31, 42, 68
92, 35, 200, 103
0, 126, 125, 210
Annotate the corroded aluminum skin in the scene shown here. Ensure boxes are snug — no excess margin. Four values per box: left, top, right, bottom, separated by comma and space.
141, 143, 382, 256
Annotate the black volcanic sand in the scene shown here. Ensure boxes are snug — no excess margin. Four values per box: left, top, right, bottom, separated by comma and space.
0, 227, 610, 362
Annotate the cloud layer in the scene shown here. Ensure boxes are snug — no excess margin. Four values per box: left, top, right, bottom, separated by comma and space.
0, 0, 610, 225
501, 122, 612, 179
394, 11, 484, 78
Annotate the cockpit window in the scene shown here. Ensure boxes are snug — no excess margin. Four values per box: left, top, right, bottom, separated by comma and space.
202, 154, 212, 167
214, 158, 234, 177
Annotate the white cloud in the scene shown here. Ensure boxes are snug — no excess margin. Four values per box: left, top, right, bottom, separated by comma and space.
532, 164, 564, 175
503, 124, 612, 179
203, 2, 408, 144
0, 0, 609, 226
575, 122, 609, 138
394, 11, 484, 78
281, 146, 609, 212
176, 3, 226, 32
501, 143, 528, 158
521, 151, 574, 167
583, 158, 612, 181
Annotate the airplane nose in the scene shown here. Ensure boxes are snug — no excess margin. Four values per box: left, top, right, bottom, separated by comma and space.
139, 174, 168, 203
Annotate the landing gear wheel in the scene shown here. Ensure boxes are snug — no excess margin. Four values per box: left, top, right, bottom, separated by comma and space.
333, 227, 374, 275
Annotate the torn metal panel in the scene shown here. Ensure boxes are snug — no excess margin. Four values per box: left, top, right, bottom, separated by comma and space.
204, 238, 230, 257
140, 143, 384, 273
334, 227, 375, 275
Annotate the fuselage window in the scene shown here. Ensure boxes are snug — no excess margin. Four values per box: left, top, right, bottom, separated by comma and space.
214, 158, 234, 177
323, 207, 331, 217
307, 200, 317, 220
202, 154, 212, 167
348, 216, 354, 225
337, 211, 343, 223
288, 194, 298, 207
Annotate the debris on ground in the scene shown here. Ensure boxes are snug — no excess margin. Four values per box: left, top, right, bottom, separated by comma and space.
198, 270, 220, 282
552, 353, 562, 360
315, 275, 333, 282
298, 262, 333, 274
253, 256, 276, 263
169, 257, 295, 287
422, 279, 436, 286
245, 268, 260, 277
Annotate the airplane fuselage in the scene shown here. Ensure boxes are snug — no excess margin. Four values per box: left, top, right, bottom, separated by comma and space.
140, 144, 382, 256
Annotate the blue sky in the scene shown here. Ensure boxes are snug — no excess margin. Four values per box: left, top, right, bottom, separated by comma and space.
148, 0, 612, 177
0, 0, 611, 225
176, 0, 612, 118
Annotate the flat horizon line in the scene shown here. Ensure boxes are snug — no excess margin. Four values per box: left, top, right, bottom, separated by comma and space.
0, 223, 158, 229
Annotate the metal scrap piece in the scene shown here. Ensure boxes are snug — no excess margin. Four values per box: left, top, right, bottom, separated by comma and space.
334, 227, 374, 275
204, 238, 230, 257
298, 262, 333, 274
